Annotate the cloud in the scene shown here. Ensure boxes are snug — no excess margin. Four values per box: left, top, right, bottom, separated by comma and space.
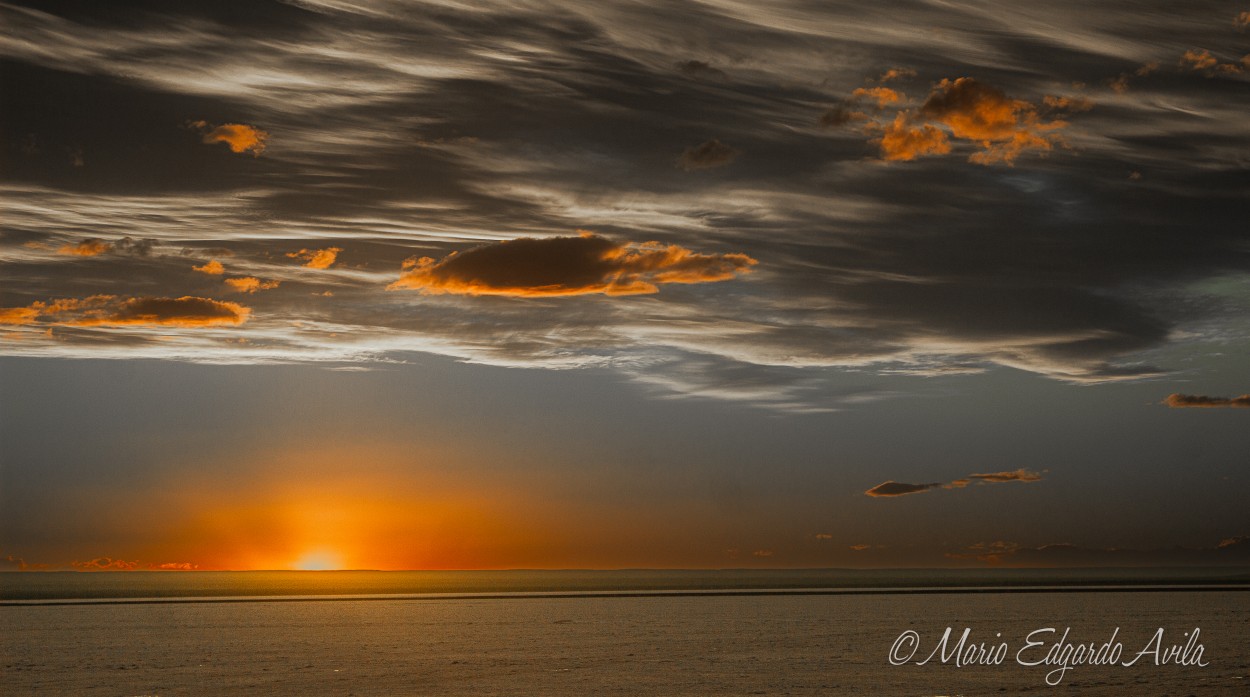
947, 537, 1250, 567
1163, 393, 1250, 408
848, 544, 871, 551
1042, 95, 1094, 112
56, 239, 111, 256
1109, 62, 1158, 93
866, 468, 1043, 497
814, 533, 833, 540
818, 104, 868, 128
1238, 11, 1250, 30
1180, 49, 1218, 71
0, 296, 250, 327
72, 557, 139, 570
878, 67, 916, 83
865, 480, 942, 497
190, 120, 269, 155
388, 233, 757, 297
851, 86, 904, 107
873, 113, 951, 161
676, 139, 739, 171
225, 277, 280, 293
194, 259, 225, 275
154, 562, 198, 570
676, 60, 726, 80
751, 549, 774, 557
969, 468, 1044, 483
1, 554, 28, 570
287, 247, 342, 269
917, 78, 1066, 165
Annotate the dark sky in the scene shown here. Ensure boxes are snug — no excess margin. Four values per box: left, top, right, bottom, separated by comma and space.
1, 0, 1248, 570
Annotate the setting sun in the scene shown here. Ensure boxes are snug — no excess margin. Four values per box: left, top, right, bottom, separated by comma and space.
294, 550, 343, 571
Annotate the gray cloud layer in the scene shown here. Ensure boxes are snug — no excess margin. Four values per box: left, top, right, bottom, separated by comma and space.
2, 0, 1249, 405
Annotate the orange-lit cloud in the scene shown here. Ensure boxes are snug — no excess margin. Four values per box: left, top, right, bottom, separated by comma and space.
1109, 62, 1158, 94
849, 544, 872, 551
0, 295, 249, 327
1042, 95, 1094, 112
72, 557, 139, 571
155, 562, 198, 570
866, 468, 1043, 497
0, 306, 42, 325
918, 78, 1066, 165
874, 113, 951, 161
1180, 49, 1219, 71
191, 120, 269, 155
970, 468, 1043, 482
1238, 11, 1250, 29
388, 232, 757, 297
194, 259, 225, 275
56, 239, 111, 256
677, 139, 739, 170
287, 247, 342, 269
818, 105, 869, 128
225, 277, 280, 294
752, 549, 774, 557
852, 86, 904, 107
1164, 393, 1250, 408
878, 67, 916, 83
865, 480, 940, 497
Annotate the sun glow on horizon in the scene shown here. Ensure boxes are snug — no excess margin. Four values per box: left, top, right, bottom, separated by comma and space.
294, 550, 344, 571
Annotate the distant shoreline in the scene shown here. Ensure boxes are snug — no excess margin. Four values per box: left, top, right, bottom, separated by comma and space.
3, 567, 1248, 604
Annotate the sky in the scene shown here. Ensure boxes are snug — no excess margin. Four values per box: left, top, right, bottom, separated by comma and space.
1, 0, 1248, 571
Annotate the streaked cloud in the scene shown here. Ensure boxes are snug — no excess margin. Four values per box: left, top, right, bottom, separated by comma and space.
388, 233, 756, 297
851, 86, 904, 107
866, 468, 1043, 497
56, 239, 111, 257
0, 296, 250, 327
1163, 393, 1250, 408
865, 481, 941, 497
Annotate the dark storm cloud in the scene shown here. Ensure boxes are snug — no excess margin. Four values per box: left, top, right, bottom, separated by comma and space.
2, 0, 1249, 405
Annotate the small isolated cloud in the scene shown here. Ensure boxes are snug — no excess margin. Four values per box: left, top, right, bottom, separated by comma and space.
676, 60, 726, 80
57, 239, 111, 257
866, 468, 1043, 498
752, 549, 774, 557
878, 67, 916, 83
1237, 11, 1250, 29
154, 562, 198, 570
865, 480, 942, 497
814, 533, 834, 540
194, 259, 225, 275
0, 295, 249, 328
848, 544, 872, 551
1180, 49, 1219, 71
677, 139, 739, 171
190, 120, 269, 156
1164, 393, 1250, 408
72, 557, 139, 571
287, 247, 342, 269
388, 232, 757, 297
1109, 62, 1158, 94
1, 554, 28, 570
225, 277, 280, 294
818, 104, 868, 129
1042, 95, 1094, 112
852, 86, 904, 107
